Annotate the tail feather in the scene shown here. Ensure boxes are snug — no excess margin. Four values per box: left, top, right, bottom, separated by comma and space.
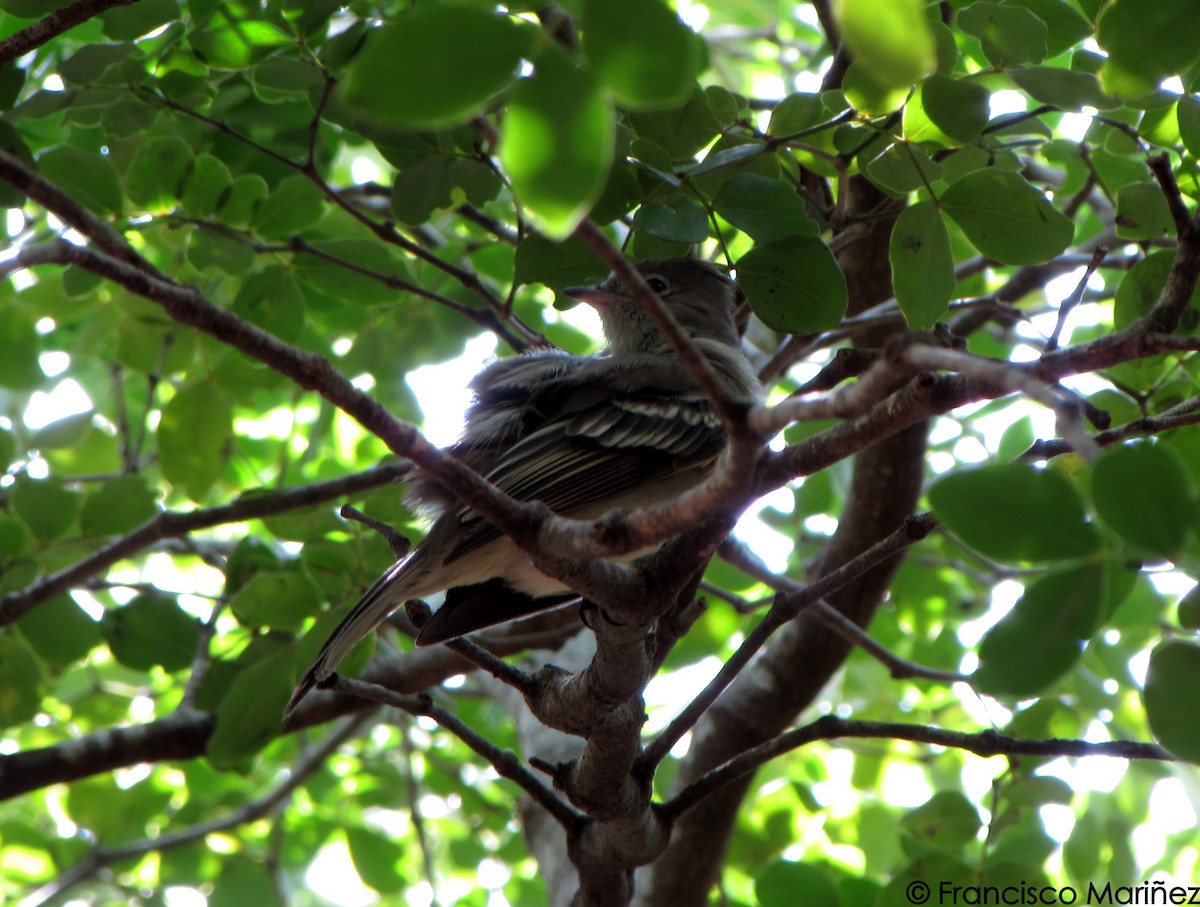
284, 555, 424, 720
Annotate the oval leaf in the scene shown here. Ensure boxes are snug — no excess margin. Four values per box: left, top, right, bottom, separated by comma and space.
340, 8, 530, 129
101, 594, 199, 672
890, 200, 955, 328
158, 382, 232, 501
929, 463, 1099, 562
712, 173, 818, 241
941, 169, 1074, 265
737, 237, 848, 334
582, 0, 699, 110
500, 46, 614, 238
958, 2, 1048, 68
81, 474, 158, 536
1144, 641, 1200, 762
1091, 442, 1197, 559
975, 565, 1106, 697
837, 0, 936, 90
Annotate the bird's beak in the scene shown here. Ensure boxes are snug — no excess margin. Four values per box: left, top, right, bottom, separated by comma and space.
562, 285, 622, 308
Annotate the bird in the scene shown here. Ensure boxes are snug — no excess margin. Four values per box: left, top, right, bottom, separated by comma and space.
284, 258, 761, 717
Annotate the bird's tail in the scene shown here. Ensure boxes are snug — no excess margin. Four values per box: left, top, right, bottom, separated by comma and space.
283, 556, 423, 720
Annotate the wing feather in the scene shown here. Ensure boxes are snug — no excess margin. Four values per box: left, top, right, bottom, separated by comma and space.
442, 388, 725, 563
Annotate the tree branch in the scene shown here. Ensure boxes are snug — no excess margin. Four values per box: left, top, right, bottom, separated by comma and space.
663, 716, 1174, 819
0, 0, 136, 66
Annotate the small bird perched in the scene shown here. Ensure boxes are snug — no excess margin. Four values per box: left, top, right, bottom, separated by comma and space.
285, 258, 761, 717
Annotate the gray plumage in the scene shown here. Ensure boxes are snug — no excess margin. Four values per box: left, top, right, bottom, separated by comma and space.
285, 258, 760, 717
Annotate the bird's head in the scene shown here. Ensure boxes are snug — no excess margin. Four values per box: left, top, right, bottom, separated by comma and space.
564, 258, 741, 355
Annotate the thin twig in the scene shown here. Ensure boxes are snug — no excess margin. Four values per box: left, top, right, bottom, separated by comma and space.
19, 712, 375, 907
716, 536, 968, 686
637, 515, 937, 773
663, 715, 1174, 820
329, 675, 579, 827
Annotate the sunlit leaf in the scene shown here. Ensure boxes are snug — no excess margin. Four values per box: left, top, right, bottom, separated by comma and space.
500, 46, 613, 238
341, 8, 530, 129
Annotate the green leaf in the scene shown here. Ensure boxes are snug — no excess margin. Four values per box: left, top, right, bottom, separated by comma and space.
514, 234, 604, 290
499, 46, 614, 238
37, 147, 123, 215
1144, 641, 1200, 762
1115, 182, 1175, 241
13, 476, 81, 541
81, 474, 158, 536
101, 594, 199, 672
31, 411, 93, 450
941, 169, 1074, 265
391, 155, 454, 227
1091, 442, 1197, 558
864, 143, 943, 195
450, 158, 502, 207
900, 791, 981, 850
1097, 0, 1200, 97
252, 174, 325, 238
215, 173, 268, 226
208, 646, 295, 767
1002, 0, 1092, 57
346, 827, 405, 894
929, 463, 1099, 562
843, 60, 911, 115
1179, 95, 1200, 161
157, 382, 232, 501
294, 239, 404, 304
768, 92, 825, 137
181, 153, 233, 218
58, 42, 138, 83
1178, 584, 1200, 630
0, 0, 71, 17
959, 2, 1048, 68
756, 861, 838, 907
18, 595, 101, 666
1010, 67, 1117, 112
632, 197, 709, 243
736, 237, 848, 334
975, 565, 1106, 697
230, 572, 321, 632
582, 0, 699, 110
101, 0, 179, 40
0, 427, 15, 468
188, 16, 289, 70
251, 57, 324, 100
340, 8, 530, 129
0, 635, 41, 728
208, 856, 285, 907
890, 200, 956, 329
1112, 250, 1200, 329
125, 135, 194, 209
187, 229, 255, 276
902, 75, 990, 145
231, 267, 306, 342
837, 0, 936, 90
0, 304, 41, 389
712, 173, 819, 241
629, 86, 721, 159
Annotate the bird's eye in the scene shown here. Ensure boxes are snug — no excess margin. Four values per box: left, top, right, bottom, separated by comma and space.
646, 276, 669, 294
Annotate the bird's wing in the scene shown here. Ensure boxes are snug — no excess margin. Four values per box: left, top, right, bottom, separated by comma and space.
443, 387, 726, 563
